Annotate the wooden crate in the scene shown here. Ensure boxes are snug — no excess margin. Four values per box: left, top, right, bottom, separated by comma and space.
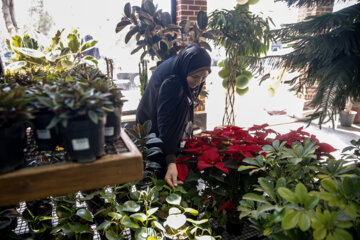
0, 128, 143, 206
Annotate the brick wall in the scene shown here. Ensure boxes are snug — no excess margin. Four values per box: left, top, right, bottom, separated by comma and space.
297, 2, 334, 110
176, 0, 208, 112
176, 0, 207, 24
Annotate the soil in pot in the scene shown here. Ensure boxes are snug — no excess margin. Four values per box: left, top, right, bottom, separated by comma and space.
32, 111, 61, 151
0, 124, 26, 174
61, 115, 105, 163
105, 107, 122, 143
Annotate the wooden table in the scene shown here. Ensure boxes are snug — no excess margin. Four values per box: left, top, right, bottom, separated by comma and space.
0, 128, 143, 206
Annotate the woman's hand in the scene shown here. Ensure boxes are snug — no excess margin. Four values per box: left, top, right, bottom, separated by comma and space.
165, 163, 184, 187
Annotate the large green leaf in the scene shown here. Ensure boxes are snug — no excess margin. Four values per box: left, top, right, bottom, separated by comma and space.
196, 11, 208, 30
121, 215, 140, 229
166, 193, 181, 205
321, 179, 338, 193
298, 212, 311, 231
281, 210, 299, 230
332, 228, 352, 240
295, 183, 308, 204
258, 178, 276, 202
277, 187, 298, 204
96, 221, 112, 231
76, 209, 93, 222
313, 227, 327, 240
243, 193, 269, 204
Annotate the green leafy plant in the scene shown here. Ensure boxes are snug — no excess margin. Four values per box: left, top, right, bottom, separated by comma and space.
269, 1, 360, 126
6, 29, 99, 72
237, 139, 360, 240
209, 3, 274, 124
46, 81, 112, 128
52, 194, 95, 240
0, 85, 34, 128
116, 0, 217, 62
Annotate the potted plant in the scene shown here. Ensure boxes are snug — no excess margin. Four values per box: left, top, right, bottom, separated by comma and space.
28, 83, 63, 151
339, 99, 358, 127
0, 85, 33, 173
237, 139, 360, 240
209, 2, 273, 125
68, 64, 127, 143
48, 81, 111, 163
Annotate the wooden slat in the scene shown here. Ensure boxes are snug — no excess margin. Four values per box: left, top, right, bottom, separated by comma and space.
0, 128, 143, 206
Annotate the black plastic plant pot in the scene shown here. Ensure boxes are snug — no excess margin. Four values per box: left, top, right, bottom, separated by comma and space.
32, 111, 61, 151
105, 106, 123, 143
62, 115, 105, 163
0, 124, 26, 174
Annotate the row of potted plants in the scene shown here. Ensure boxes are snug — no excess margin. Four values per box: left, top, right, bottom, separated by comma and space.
0, 63, 126, 174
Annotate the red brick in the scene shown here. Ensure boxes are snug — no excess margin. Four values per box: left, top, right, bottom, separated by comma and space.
195, 0, 207, 6
200, 6, 207, 11
179, 10, 194, 16
189, 5, 200, 10
178, 0, 194, 4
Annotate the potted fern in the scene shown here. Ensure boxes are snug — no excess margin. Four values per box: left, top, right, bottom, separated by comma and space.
0, 85, 33, 173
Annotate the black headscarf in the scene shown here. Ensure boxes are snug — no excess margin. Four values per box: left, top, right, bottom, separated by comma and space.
173, 45, 212, 81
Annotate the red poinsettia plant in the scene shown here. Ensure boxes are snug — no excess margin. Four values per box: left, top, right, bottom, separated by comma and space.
176, 124, 336, 226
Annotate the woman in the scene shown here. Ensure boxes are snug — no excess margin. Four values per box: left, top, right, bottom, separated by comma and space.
136, 45, 211, 187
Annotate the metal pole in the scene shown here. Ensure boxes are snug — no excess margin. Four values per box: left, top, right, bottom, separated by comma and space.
171, 0, 176, 24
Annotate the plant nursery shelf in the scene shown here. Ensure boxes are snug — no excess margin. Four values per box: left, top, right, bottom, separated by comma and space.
0, 128, 143, 207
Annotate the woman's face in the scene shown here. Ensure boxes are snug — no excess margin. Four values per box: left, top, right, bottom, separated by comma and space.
186, 70, 209, 89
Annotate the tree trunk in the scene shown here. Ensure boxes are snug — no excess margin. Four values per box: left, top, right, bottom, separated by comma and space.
2, 0, 13, 33
8, 0, 18, 32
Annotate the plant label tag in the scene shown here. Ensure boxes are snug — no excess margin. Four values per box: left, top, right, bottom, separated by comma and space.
72, 138, 90, 151
36, 129, 51, 139
105, 127, 115, 136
